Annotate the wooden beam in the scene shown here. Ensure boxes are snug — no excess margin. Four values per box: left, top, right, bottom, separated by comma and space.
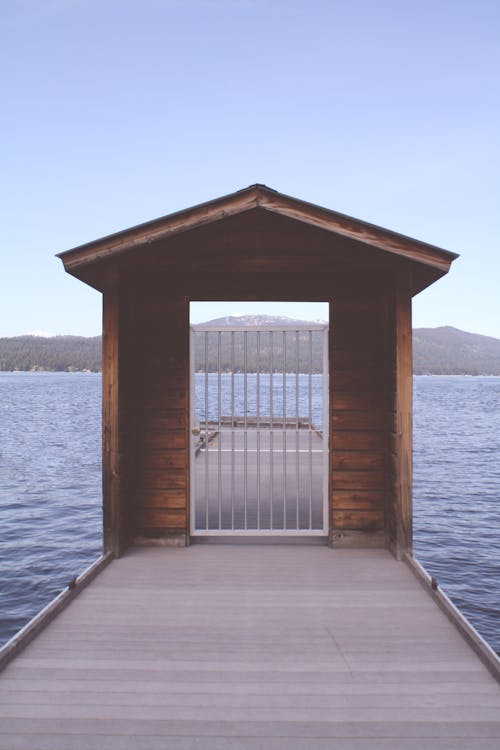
102, 274, 124, 556
392, 272, 413, 558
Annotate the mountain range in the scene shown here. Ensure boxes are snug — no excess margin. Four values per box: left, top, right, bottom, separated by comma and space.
1, 319, 500, 375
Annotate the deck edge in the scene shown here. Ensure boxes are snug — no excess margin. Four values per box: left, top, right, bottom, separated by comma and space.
405, 553, 500, 683
0, 551, 113, 674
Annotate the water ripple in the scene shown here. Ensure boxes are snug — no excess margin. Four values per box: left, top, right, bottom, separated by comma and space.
0, 372, 499, 654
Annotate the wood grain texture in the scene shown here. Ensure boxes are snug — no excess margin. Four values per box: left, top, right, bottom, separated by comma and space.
388, 273, 413, 558
330, 292, 391, 539
121, 285, 190, 542
101, 275, 124, 556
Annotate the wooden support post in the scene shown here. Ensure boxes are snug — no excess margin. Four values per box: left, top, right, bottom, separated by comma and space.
393, 273, 413, 558
102, 274, 124, 557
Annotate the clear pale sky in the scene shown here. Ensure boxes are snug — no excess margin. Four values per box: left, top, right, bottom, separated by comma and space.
1, 0, 499, 337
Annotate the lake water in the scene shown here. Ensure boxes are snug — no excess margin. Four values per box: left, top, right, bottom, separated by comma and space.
0, 372, 498, 653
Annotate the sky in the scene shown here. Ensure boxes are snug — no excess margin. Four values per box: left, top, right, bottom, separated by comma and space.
1, 0, 499, 338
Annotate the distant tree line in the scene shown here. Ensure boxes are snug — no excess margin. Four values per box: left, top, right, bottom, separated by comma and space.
1, 326, 500, 375
0, 336, 101, 372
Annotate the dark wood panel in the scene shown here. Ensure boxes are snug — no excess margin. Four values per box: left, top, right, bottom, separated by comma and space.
333, 491, 385, 510
332, 348, 388, 372
332, 470, 385, 491
136, 451, 186, 471
141, 430, 187, 451
138, 508, 187, 529
139, 360, 186, 380
332, 430, 387, 451
137, 490, 187, 509
122, 292, 190, 540
332, 510, 385, 531
139, 388, 187, 410
331, 371, 388, 390
333, 326, 389, 349
138, 469, 186, 490
332, 411, 390, 431
332, 451, 385, 470
134, 409, 186, 431
332, 391, 390, 412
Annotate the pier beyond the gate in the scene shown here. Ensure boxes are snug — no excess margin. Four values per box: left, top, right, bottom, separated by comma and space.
1, 545, 499, 749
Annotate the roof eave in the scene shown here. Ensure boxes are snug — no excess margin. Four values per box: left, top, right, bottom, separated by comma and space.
57, 184, 458, 279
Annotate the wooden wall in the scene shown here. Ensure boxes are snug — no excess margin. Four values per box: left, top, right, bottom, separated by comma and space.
103, 270, 412, 555
116, 281, 190, 548
330, 288, 392, 544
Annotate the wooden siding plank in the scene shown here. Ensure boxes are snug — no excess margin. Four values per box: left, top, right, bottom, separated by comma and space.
136, 452, 186, 471
137, 508, 187, 529
332, 452, 385, 470
332, 510, 385, 530
332, 471, 386, 491
332, 392, 390, 412
134, 409, 186, 431
138, 469, 186, 490
329, 371, 388, 390
135, 490, 187, 509
140, 430, 187, 451
333, 491, 385, 510
332, 431, 387, 451
332, 411, 390, 431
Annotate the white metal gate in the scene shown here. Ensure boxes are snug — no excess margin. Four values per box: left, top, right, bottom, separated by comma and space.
190, 324, 329, 536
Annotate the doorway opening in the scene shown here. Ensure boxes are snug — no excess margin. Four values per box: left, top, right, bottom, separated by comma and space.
189, 303, 329, 537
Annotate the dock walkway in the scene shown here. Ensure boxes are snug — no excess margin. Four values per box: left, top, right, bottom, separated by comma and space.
1, 545, 499, 749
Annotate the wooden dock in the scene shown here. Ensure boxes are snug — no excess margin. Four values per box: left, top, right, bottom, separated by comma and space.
1, 545, 499, 749
193, 426, 326, 533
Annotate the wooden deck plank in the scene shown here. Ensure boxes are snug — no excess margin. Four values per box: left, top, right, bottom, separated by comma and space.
3, 688, 500, 708
1, 716, 500, 737
2, 703, 500, 722
1, 736, 500, 750
1, 678, 497, 696
0, 546, 499, 749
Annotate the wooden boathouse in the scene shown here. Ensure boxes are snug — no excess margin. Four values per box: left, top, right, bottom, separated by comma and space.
1, 186, 500, 748
56, 184, 458, 556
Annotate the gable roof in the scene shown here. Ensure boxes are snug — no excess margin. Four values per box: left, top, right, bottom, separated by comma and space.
57, 184, 458, 291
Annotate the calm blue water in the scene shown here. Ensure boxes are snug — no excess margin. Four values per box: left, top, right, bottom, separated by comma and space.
0, 373, 498, 652
0, 373, 102, 645
194, 373, 324, 428
413, 376, 500, 653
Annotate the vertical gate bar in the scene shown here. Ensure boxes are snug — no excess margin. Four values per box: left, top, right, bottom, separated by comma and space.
244, 330, 248, 530
257, 330, 261, 530
295, 330, 300, 530
189, 328, 195, 535
217, 331, 222, 531
322, 325, 329, 533
204, 331, 209, 530
282, 330, 287, 530
270, 331, 274, 530
308, 330, 313, 530
231, 331, 235, 531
